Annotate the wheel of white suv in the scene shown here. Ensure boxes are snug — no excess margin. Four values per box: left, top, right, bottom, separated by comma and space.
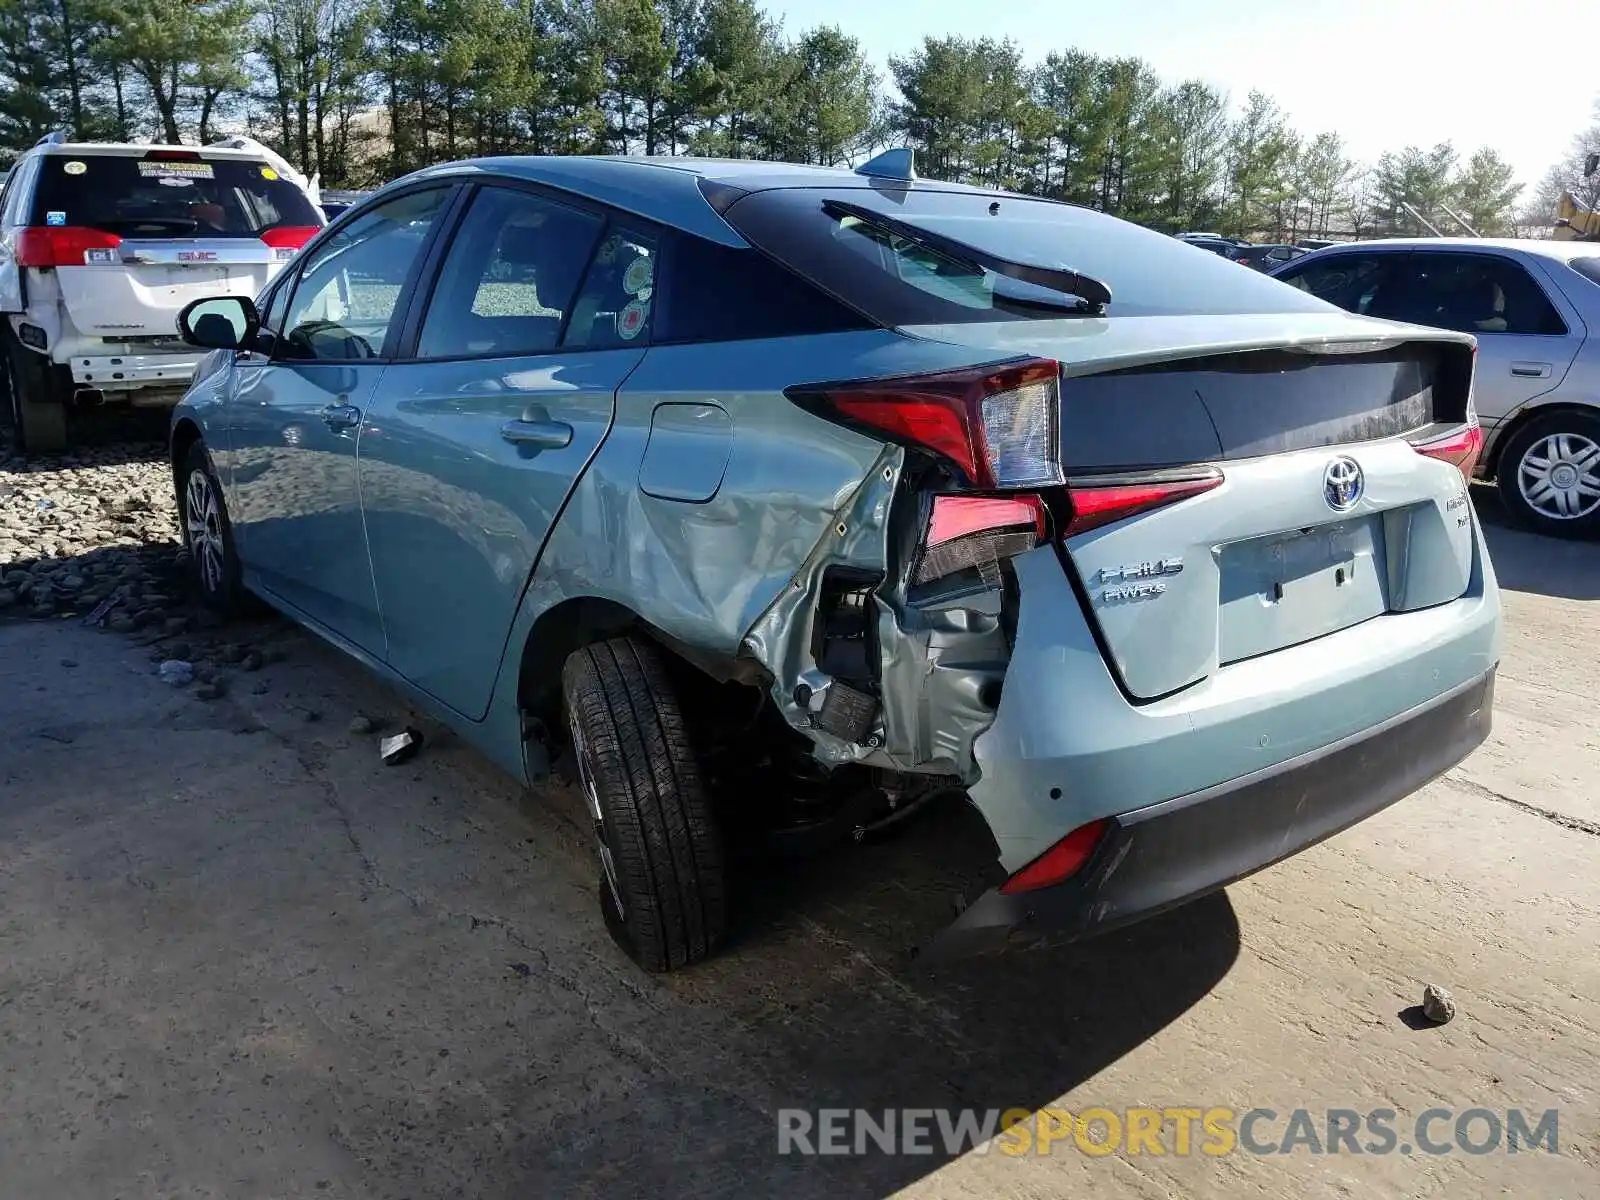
561, 635, 728, 972
1496, 411, 1600, 540
180, 440, 246, 610
1, 332, 69, 455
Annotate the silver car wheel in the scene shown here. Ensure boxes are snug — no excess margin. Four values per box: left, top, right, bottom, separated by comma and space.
1516, 432, 1600, 521
569, 710, 625, 918
184, 467, 227, 594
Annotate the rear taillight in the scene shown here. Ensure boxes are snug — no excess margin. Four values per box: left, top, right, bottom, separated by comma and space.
1000, 819, 1109, 894
16, 226, 122, 268
915, 494, 1047, 585
260, 225, 319, 260
1411, 421, 1483, 480
1060, 470, 1225, 537
786, 357, 1064, 489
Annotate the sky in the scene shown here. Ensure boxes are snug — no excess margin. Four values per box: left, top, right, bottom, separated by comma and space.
766, 0, 1596, 193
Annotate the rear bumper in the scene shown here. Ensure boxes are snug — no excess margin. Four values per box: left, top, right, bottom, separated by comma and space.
66, 351, 201, 393
923, 667, 1494, 959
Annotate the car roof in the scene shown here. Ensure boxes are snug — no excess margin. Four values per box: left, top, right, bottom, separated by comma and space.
1315, 236, 1600, 263
396, 154, 1059, 248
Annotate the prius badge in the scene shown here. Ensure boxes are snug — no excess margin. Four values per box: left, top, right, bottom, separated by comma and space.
1323, 456, 1363, 511
1098, 557, 1183, 603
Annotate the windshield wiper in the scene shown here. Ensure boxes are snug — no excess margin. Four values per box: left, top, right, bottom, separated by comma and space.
822, 197, 1112, 313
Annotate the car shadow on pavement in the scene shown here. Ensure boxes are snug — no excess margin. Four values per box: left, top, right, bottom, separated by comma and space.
1473, 484, 1600, 601
523, 793, 1242, 1198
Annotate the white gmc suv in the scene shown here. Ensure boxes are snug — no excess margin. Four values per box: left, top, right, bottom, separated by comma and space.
0, 134, 323, 451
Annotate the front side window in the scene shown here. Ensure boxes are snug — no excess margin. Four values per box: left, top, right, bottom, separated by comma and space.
278, 187, 450, 362
1278, 254, 1404, 317
416, 186, 602, 359
1565, 256, 1600, 288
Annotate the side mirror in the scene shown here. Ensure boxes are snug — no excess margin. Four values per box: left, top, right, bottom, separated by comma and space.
178, 295, 260, 351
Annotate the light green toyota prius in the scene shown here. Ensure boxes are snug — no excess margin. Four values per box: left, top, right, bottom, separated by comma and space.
169, 150, 1501, 971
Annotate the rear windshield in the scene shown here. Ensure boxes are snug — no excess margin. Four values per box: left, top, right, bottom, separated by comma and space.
721, 188, 1334, 323
1568, 256, 1600, 287
29, 153, 320, 238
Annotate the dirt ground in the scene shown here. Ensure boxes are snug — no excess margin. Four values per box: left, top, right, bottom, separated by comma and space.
1, 489, 1596, 1199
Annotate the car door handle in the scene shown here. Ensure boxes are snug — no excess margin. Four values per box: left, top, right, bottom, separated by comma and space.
320, 403, 362, 429
500, 418, 573, 449
1510, 361, 1552, 379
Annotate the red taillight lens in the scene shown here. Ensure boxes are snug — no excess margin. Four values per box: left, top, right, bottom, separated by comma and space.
15, 226, 122, 268
1000, 819, 1109, 895
916, 494, 1047, 585
1412, 421, 1483, 480
1061, 471, 1224, 537
787, 357, 1064, 489
260, 225, 319, 253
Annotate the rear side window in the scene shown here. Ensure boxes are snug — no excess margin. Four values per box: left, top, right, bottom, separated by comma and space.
659, 235, 871, 342
722, 188, 1334, 323
28, 153, 321, 238
1383, 253, 1567, 336
1568, 257, 1600, 287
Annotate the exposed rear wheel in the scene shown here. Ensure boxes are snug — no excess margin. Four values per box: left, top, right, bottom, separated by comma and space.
561, 636, 728, 972
1496, 411, 1600, 539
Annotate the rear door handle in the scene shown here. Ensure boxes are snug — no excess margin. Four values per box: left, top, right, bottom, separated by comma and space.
320, 403, 362, 429
500, 418, 573, 449
1510, 361, 1552, 379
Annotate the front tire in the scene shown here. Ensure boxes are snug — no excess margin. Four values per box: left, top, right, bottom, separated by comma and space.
562, 636, 728, 972
1496, 411, 1600, 539
1, 333, 68, 454
180, 441, 245, 611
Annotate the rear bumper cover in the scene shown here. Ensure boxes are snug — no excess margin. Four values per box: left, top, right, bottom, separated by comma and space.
922, 667, 1494, 960
67, 351, 201, 392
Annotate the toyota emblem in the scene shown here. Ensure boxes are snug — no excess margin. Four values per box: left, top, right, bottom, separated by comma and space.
1323, 457, 1364, 511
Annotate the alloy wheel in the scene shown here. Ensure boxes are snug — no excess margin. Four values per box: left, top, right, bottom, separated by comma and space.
184, 467, 227, 594
1516, 432, 1600, 521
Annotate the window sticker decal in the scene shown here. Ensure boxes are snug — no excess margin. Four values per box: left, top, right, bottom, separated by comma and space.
62, 160, 87, 176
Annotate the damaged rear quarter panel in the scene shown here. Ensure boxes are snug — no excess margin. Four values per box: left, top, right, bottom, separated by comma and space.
515, 330, 993, 679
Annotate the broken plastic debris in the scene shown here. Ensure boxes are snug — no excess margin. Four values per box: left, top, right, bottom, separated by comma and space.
1421, 983, 1456, 1025
380, 728, 423, 765
157, 659, 195, 687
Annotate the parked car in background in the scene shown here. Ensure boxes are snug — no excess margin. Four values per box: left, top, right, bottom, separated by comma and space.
0, 133, 323, 451
319, 189, 371, 223
1233, 243, 1308, 272
170, 151, 1499, 971
1182, 236, 1247, 259
1275, 239, 1600, 538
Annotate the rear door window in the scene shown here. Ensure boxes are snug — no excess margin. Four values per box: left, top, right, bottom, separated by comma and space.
28, 153, 321, 238
722, 188, 1334, 324
562, 229, 659, 349
1385, 253, 1567, 335
415, 185, 602, 359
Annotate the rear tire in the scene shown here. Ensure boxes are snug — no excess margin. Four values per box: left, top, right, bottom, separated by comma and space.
561, 636, 728, 972
1495, 411, 1600, 540
1, 330, 68, 454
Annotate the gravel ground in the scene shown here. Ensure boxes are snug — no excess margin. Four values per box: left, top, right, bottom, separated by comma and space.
1, 425, 1598, 1198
